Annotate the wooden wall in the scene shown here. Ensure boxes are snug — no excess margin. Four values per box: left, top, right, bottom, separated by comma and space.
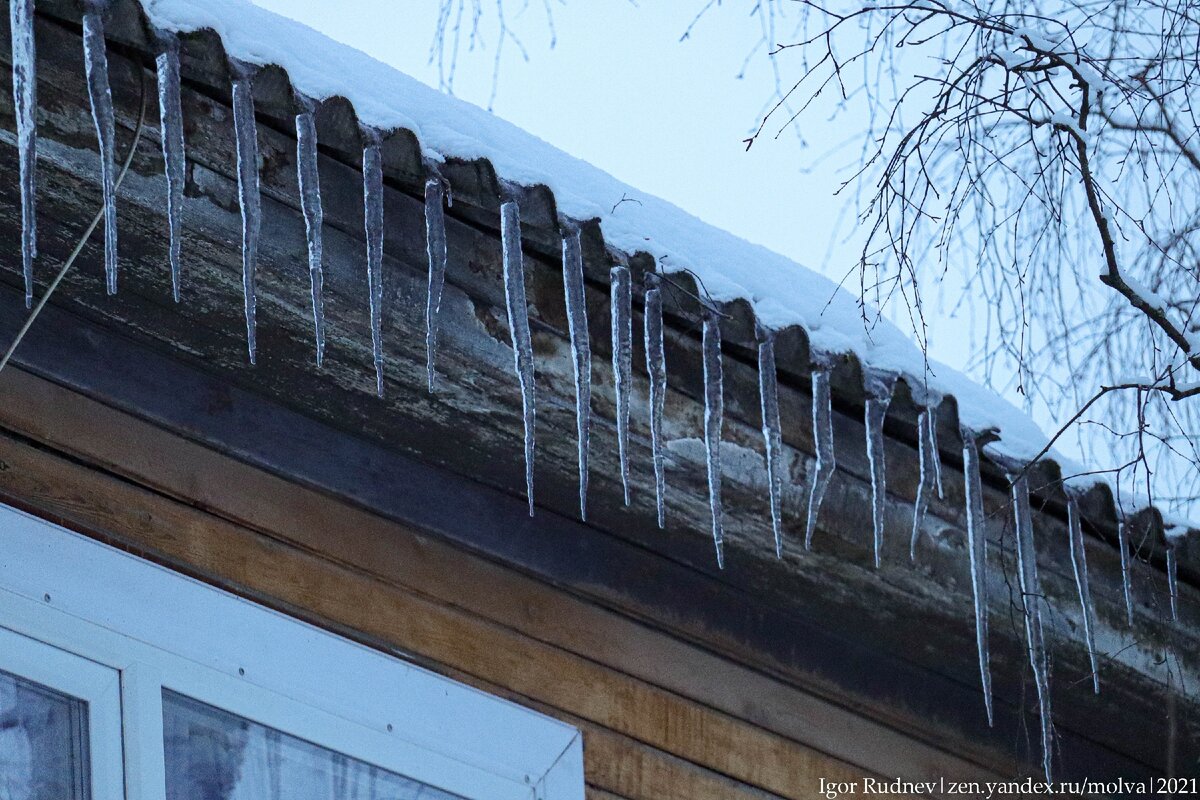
0, 1, 1195, 792
0, 364, 920, 800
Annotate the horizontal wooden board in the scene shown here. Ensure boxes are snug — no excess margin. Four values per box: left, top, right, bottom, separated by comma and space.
0, 2, 1194, 784
0, 408, 917, 799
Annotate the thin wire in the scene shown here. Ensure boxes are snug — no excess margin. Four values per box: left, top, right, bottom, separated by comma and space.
0, 66, 148, 374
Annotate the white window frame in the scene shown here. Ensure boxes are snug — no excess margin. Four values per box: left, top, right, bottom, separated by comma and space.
0, 625, 125, 799
0, 503, 584, 800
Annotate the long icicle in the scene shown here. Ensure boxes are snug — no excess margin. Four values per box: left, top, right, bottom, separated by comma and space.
1066, 498, 1100, 693
156, 34, 185, 302
610, 265, 633, 505
962, 433, 993, 725
83, 3, 118, 295
500, 199, 536, 516
864, 375, 893, 568
295, 96, 324, 365
702, 308, 724, 568
644, 273, 667, 528
425, 176, 448, 391
230, 63, 260, 363
907, 412, 936, 556
805, 367, 835, 549
1012, 472, 1054, 783
928, 402, 945, 499
909, 408, 937, 560
561, 225, 591, 519
1167, 540, 1179, 622
11, 0, 36, 308
757, 324, 784, 558
361, 129, 385, 396
1118, 518, 1134, 626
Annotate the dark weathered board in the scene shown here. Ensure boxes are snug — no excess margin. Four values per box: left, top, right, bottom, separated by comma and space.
0, 0, 1194, 784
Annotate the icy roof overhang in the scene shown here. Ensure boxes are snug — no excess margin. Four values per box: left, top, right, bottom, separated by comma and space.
8, 0, 1200, 779
132, 0, 1191, 531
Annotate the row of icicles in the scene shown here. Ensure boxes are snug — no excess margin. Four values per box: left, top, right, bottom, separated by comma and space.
9, 0, 1184, 783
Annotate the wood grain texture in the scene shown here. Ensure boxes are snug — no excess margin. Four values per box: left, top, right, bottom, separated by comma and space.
0, 418, 894, 800
0, 0, 1194, 784
0, 365, 1006, 788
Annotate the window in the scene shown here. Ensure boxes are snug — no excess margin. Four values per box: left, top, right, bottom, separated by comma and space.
0, 628, 123, 800
0, 504, 583, 800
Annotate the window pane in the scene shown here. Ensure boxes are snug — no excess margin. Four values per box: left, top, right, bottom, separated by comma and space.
163, 691, 466, 800
0, 669, 91, 800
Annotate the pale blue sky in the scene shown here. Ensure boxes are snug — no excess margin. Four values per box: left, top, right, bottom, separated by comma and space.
246, 2, 854, 280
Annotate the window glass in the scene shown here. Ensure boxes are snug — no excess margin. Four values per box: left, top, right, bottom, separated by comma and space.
163, 691, 466, 800
0, 669, 91, 800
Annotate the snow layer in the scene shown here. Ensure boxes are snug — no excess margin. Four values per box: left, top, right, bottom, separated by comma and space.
140, 0, 1109, 487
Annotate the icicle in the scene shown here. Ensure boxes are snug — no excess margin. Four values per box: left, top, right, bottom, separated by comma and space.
1167, 542, 1179, 622
909, 409, 937, 560
610, 265, 633, 505
10, 0, 36, 308
864, 374, 894, 568
425, 176, 448, 391
644, 273, 667, 529
962, 434, 993, 725
928, 405, 945, 499
1066, 499, 1100, 693
1118, 518, 1134, 626
294, 97, 324, 365
230, 63, 260, 364
500, 199, 536, 516
155, 34, 185, 303
805, 367, 835, 549
1011, 473, 1054, 783
702, 308, 724, 568
361, 129, 385, 396
756, 324, 784, 558
561, 226, 591, 519
83, 3, 118, 295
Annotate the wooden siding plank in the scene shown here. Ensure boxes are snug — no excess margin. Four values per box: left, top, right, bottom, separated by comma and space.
0, 422, 885, 800
0, 366, 1000, 784
0, 5, 1191, 781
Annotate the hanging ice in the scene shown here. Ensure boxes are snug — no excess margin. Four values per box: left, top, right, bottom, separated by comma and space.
561, 226, 591, 519
501, 199, 537, 516
928, 404, 945, 499
909, 409, 937, 560
83, 4, 118, 295
805, 367, 835, 549
1011, 473, 1054, 783
962, 434, 993, 725
1066, 498, 1100, 693
425, 177, 448, 392
1118, 519, 1134, 625
644, 273, 667, 529
361, 130, 385, 396
230, 64, 260, 364
10, 0, 36, 308
757, 325, 784, 558
1167, 541, 1179, 622
702, 309, 724, 568
295, 97, 324, 365
610, 265, 633, 505
155, 34, 185, 303
864, 375, 894, 568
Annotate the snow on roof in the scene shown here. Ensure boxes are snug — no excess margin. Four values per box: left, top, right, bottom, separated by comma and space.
142, 0, 1120, 504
